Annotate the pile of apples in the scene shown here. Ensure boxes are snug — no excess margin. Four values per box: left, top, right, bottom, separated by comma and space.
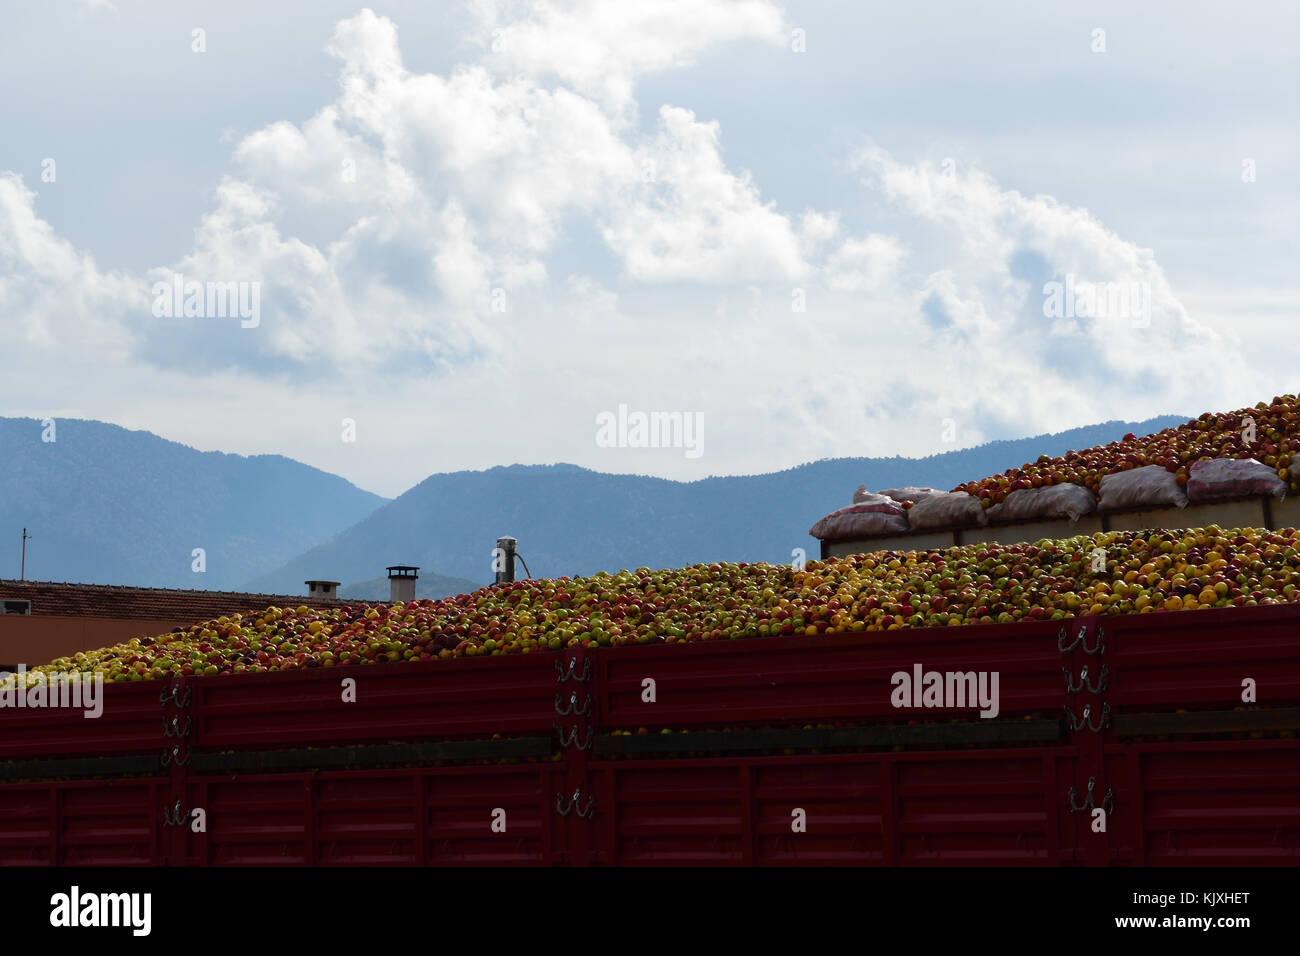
21, 526, 1300, 684
955, 395, 1299, 507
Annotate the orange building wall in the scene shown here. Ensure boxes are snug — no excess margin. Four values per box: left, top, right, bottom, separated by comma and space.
0, 616, 183, 669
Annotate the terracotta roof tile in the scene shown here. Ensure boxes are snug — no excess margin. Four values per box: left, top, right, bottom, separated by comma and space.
0, 579, 346, 622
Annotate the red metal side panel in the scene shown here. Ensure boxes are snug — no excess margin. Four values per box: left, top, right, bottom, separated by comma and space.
57, 781, 163, 866
752, 758, 883, 864
589, 749, 1076, 866
191, 655, 559, 751
315, 773, 417, 865
420, 764, 560, 866
0, 681, 162, 759
894, 750, 1075, 866
1105, 605, 1300, 713
1105, 739, 1300, 865
0, 780, 162, 866
190, 775, 313, 866
0, 605, 1294, 868
0, 785, 53, 865
183, 765, 562, 866
595, 620, 1067, 729
593, 761, 749, 865
6, 741, 1296, 867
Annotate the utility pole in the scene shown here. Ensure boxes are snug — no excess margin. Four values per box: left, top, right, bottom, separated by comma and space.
20, 528, 30, 581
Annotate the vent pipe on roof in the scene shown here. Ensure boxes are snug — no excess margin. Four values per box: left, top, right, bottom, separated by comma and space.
495, 536, 517, 585
305, 580, 340, 600
386, 566, 418, 603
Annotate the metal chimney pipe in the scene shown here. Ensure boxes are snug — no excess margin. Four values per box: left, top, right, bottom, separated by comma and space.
495, 537, 517, 585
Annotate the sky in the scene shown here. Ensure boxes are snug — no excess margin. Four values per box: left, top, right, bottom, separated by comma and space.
1, 0, 1296, 498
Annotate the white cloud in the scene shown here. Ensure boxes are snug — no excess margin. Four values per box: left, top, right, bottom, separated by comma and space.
0, 174, 141, 357
855, 146, 1245, 421
824, 234, 908, 293
468, 0, 786, 112
603, 106, 809, 282
797, 210, 840, 255
154, 6, 846, 372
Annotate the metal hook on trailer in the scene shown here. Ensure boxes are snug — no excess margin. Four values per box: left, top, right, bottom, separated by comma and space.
158, 683, 192, 708
1064, 702, 1111, 733
1086, 664, 1110, 694
162, 715, 192, 738
1068, 777, 1097, 813
162, 800, 188, 827
1087, 701, 1111, 732
1057, 624, 1106, 656
553, 722, 594, 750
1062, 664, 1110, 695
159, 745, 191, 768
1063, 665, 1082, 694
555, 657, 592, 683
1067, 778, 1116, 817
556, 789, 583, 816
1057, 625, 1083, 654
1064, 704, 1090, 732
554, 691, 592, 717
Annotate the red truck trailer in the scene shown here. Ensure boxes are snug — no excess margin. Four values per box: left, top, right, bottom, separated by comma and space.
1, 603, 1297, 866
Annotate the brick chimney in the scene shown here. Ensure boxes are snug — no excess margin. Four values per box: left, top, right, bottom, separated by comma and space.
305, 580, 340, 600
386, 566, 418, 603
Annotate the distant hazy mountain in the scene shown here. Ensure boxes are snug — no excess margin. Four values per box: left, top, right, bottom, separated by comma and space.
340, 573, 484, 602
0, 418, 387, 590
249, 415, 1187, 591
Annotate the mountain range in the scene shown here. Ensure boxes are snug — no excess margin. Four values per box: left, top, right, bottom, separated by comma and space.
0, 418, 385, 591
1, 414, 1188, 597
248, 415, 1186, 592
338, 573, 483, 603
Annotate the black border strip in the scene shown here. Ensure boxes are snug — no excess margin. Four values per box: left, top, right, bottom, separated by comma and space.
0, 753, 160, 781
595, 718, 1064, 754
0, 736, 555, 781
1114, 706, 1300, 736
189, 735, 554, 772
